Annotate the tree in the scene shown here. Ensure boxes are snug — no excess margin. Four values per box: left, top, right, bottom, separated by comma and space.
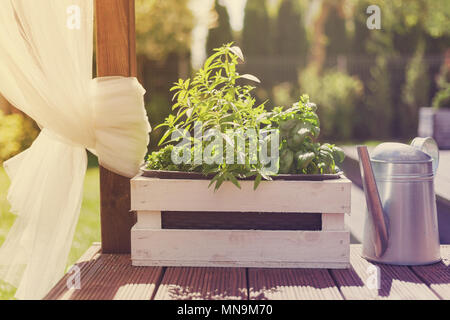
242, 0, 271, 57
135, 0, 195, 152
348, 0, 450, 139
275, 0, 308, 69
365, 56, 394, 139
324, 8, 348, 66
206, 0, 233, 55
135, 0, 194, 62
400, 39, 430, 137
308, 0, 347, 71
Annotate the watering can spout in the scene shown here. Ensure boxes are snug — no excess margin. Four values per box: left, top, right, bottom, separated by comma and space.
357, 146, 389, 258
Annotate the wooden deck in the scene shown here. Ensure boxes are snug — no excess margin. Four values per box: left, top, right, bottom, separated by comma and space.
44, 244, 450, 300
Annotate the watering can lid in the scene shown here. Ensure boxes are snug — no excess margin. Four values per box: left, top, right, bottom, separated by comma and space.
371, 142, 432, 163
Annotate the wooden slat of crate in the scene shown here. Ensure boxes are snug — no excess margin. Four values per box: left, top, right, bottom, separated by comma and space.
131, 228, 350, 268
131, 177, 351, 213
410, 246, 450, 300
154, 267, 247, 300
330, 246, 439, 300
322, 213, 345, 230
248, 268, 343, 300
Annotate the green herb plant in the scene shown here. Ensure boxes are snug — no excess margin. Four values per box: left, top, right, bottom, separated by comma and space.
268, 97, 345, 174
146, 43, 345, 190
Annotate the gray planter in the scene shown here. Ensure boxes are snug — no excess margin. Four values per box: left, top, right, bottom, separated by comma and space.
418, 107, 450, 149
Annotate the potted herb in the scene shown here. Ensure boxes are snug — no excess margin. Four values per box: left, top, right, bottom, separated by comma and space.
144, 44, 345, 189
419, 59, 450, 149
130, 44, 351, 269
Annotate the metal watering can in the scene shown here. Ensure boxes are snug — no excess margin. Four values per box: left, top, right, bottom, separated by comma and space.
357, 137, 441, 265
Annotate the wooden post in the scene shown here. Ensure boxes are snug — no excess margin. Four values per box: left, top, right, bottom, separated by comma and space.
95, 0, 137, 253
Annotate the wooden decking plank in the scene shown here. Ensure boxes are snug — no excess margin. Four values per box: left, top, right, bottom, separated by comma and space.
71, 254, 163, 300
330, 245, 439, 300
154, 267, 247, 300
248, 268, 343, 300
410, 246, 450, 299
46, 243, 450, 300
46, 248, 163, 300
57, 254, 123, 300
44, 243, 102, 300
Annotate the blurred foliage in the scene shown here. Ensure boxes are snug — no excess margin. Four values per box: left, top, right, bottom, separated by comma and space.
146, 92, 172, 152
347, 0, 449, 139
324, 7, 348, 60
136, 0, 450, 146
242, 0, 271, 57
401, 39, 430, 133
274, 0, 308, 82
432, 60, 450, 109
207, 0, 234, 55
299, 66, 363, 142
361, 0, 450, 39
363, 56, 394, 139
0, 111, 39, 164
352, 0, 450, 58
275, 0, 308, 63
135, 0, 194, 61
136, 0, 195, 152
272, 82, 297, 108
432, 86, 450, 109
350, 1, 371, 59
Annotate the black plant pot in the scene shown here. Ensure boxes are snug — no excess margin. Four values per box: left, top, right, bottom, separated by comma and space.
141, 168, 342, 181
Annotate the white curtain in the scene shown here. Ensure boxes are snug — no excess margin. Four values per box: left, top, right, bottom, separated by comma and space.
0, 0, 150, 299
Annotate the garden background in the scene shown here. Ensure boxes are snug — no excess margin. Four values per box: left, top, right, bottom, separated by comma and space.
0, 0, 449, 299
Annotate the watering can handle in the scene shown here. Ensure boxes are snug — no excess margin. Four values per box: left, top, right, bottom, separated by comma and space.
357, 146, 389, 258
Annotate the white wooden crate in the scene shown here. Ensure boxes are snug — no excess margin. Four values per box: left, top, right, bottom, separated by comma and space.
131, 175, 351, 269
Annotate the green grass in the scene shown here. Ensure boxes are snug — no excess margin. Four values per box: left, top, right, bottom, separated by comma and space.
0, 165, 100, 300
